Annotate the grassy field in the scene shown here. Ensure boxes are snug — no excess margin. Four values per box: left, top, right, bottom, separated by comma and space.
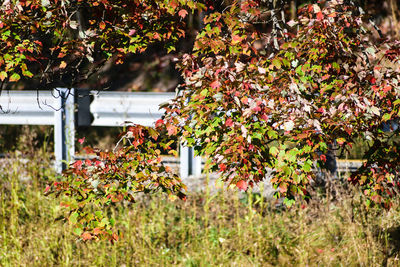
1, 136, 400, 266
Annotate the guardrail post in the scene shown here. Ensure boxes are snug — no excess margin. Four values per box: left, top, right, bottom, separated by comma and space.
180, 144, 189, 179
180, 144, 202, 179
54, 88, 75, 173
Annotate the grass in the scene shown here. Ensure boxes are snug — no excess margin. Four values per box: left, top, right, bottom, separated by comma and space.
1, 133, 400, 266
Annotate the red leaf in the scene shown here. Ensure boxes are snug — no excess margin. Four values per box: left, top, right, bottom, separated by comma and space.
225, 118, 233, 127
320, 154, 326, 162
383, 85, 392, 93
155, 119, 164, 128
218, 163, 227, 171
316, 12, 323, 21
236, 180, 248, 191
210, 80, 221, 89
78, 137, 85, 144
178, 9, 188, 18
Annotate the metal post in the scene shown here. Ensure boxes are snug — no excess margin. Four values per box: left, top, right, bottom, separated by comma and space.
191, 148, 202, 177
180, 144, 189, 179
54, 88, 75, 173
180, 144, 202, 179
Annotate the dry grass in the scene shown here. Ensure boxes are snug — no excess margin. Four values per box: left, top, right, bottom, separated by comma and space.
1, 135, 400, 266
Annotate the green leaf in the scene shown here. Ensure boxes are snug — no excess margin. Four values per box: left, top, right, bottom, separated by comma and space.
283, 197, 295, 207
9, 73, 20, 82
200, 89, 208, 96
382, 113, 391, 122
69, 212, 79, 224
74, 227, 83, 236
252, 132, 263, 140
267, 130, 278, 139
302, 162, 311, 172
269, 146, 279, 156
272, 58, 281, 69
22, 70, 33, 78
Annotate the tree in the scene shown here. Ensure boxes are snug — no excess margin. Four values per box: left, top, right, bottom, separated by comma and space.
0, 0, 205, 91
16, 0, 400, 240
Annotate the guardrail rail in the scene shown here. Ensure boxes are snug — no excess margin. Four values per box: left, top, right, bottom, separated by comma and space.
0, 89, 201, 178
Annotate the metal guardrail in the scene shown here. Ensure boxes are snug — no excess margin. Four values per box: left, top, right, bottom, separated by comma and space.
0, 89, 367, 179
90, 91, 174, 127
0, 89, 201, 178
336, 159, 363, 173
0, 90, 56, 125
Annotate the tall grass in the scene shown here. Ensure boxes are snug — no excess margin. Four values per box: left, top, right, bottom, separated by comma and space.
1, 130, 400, 266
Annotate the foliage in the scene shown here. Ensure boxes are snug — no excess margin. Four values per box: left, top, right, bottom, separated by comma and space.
49, 125, 186, 241
14, 0, 400, 239
0, 0, 205, 88
3, 145, 400, 266
164, 1, 400, 207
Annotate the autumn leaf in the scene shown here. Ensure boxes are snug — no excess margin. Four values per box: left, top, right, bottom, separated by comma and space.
166, 123, 178, 136
0, 71, 7, 81
236, 180, 248, 191
99, 21, 106, 30
59, 61, 67, 69
210, 80, 221, 89
218, 163, 227, 171
336, 138, 346, 145
178, 9, 188, 18
82, 232, 92, 241
232, 35, 243, 44
9, 73, 20, 82
225, 118, 233, 127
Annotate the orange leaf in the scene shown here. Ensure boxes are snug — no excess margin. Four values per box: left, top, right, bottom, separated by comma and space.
99, 21, 106, 30
236, 180, 248, 191
232, 35, 243, 44
82, 232, 92, 241
210, 80, 221, 89
0, 71, 7, 81
59, 61, 67, 69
